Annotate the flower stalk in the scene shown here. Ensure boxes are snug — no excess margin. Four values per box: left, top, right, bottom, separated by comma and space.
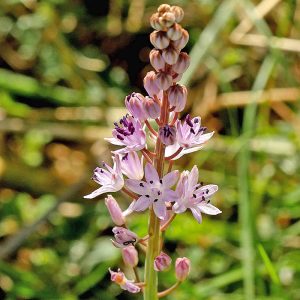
84, 3, 221, 299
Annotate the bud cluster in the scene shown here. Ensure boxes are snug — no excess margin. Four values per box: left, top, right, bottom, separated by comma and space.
144, 4, 190, 112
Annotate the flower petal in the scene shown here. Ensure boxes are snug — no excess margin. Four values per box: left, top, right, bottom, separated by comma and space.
153, 201, 167, 220
125, 179, 148, 194
162, 170, 179, 188
188, 166, 199, 189
198, 203, 222, 215
84, 185, 117, 199
104, 137, 125, 146
162, 189, 179, 202
132, 196, 151, 211
145, 163, 160, 183
173, 202, 187, 214
190, 207, 202, 223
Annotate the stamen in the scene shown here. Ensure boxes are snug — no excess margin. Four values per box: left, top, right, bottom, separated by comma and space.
150, 180, 153, 184
193, 194, 196, 198
202, 196, 205, 201
117, 134, 124, 140
139, 183, 144, 187
159, 179, 163, 184
154, 199, 158, 202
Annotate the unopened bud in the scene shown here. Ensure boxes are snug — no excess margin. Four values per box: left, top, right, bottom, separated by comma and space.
144, 71, 160, 97
105, 195, 125, 226
159, 12, 176, 28
162, 46, 179, 65
159, 125, 177, 145
150, 31, 170, 50
155, 71, 172, 90
168, 84, 187, 112
144, 96, 161, 119
158, 4, 171, 14
122, 246, 138, 267
167, 23, 183, 41
125, 92, 147, 121
172, 72, 182, 82
170, 6, 184, 23
112, 227, 138, 248
172, 52, 190, 74
150, 13, 163, 31
149, 49, 165, 71
172, 28, 189, 50
154, 252, 172, 271
175, 257, 190, 281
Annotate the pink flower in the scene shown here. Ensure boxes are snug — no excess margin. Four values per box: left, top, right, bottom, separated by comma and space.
175, 257, 190, 281
109, 268, 141, 293
111, 226, 138, 248
126, 163, 179, 220
173, 166, 221, 223
125, 92, 148, 121
105, 115, 146, 154
120, 151, 144, 180
154, 252, 172, 271
166, 115, 214, 160
122, 246, 139, 267
105, 195, 125, 226
84, 155, 124, 199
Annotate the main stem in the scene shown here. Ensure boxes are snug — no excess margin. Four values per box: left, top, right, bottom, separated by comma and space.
144, 92, 169, 300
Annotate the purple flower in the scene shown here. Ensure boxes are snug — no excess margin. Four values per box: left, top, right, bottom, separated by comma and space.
109, 268, 141, 293
126, 163, 179, 220
105, 115, 146, 154
166, 114, 214, 160
120, 151, 144, 180
84, 155, 124, 199
111, 226, 138, 248
173, 166, 221, 223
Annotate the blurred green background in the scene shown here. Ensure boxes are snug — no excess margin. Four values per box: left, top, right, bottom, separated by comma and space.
0, 0, 300, 299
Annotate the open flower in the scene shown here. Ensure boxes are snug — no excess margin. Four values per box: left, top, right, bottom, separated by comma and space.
126, 163, 179, 220
105, 115, 146, 154
84, 155, 124, 199
166, 115, 214, 160
109, 268, 141, 293
173, 165, 221, 223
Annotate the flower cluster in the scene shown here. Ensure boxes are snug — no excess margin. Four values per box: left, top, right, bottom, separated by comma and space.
84, 4, 221, 297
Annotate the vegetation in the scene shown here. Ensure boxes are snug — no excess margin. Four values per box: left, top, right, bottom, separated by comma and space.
0, 0, 299, 299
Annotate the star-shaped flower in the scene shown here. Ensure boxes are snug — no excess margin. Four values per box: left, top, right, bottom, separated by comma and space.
173, 165, 221, 223
84, 155, 124, 199
125, 163, 179, 220
166, 115, 214, 160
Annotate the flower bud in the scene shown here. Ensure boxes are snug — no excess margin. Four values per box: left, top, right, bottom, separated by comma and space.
120, 151, 143, 180
168, 84, 187, 112
144, 71, 160, 97
172, 28, 189, 50
122, 246, 138, 267
157, 4, 171, 14
125, 92, 147, 121
167, 23, 183, 41
149, 49, 165, 71
150, 31, 170, 50
170, 6, 184, 23
159, 125, 177, 145
150, 13, 163, 31
112, 226, 138, 248
172, 72, 182, 82
162, 46, 179, 65
155, 71, 172, 91
159, 12, 176, 28
172, 52, 190, 74
154, 252, 172, 271
175, 257, 190, 281
144, 96, 161, 119
105, 195, 125, 226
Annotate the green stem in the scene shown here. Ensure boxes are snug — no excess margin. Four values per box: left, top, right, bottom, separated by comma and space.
143, 92, 169, 300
